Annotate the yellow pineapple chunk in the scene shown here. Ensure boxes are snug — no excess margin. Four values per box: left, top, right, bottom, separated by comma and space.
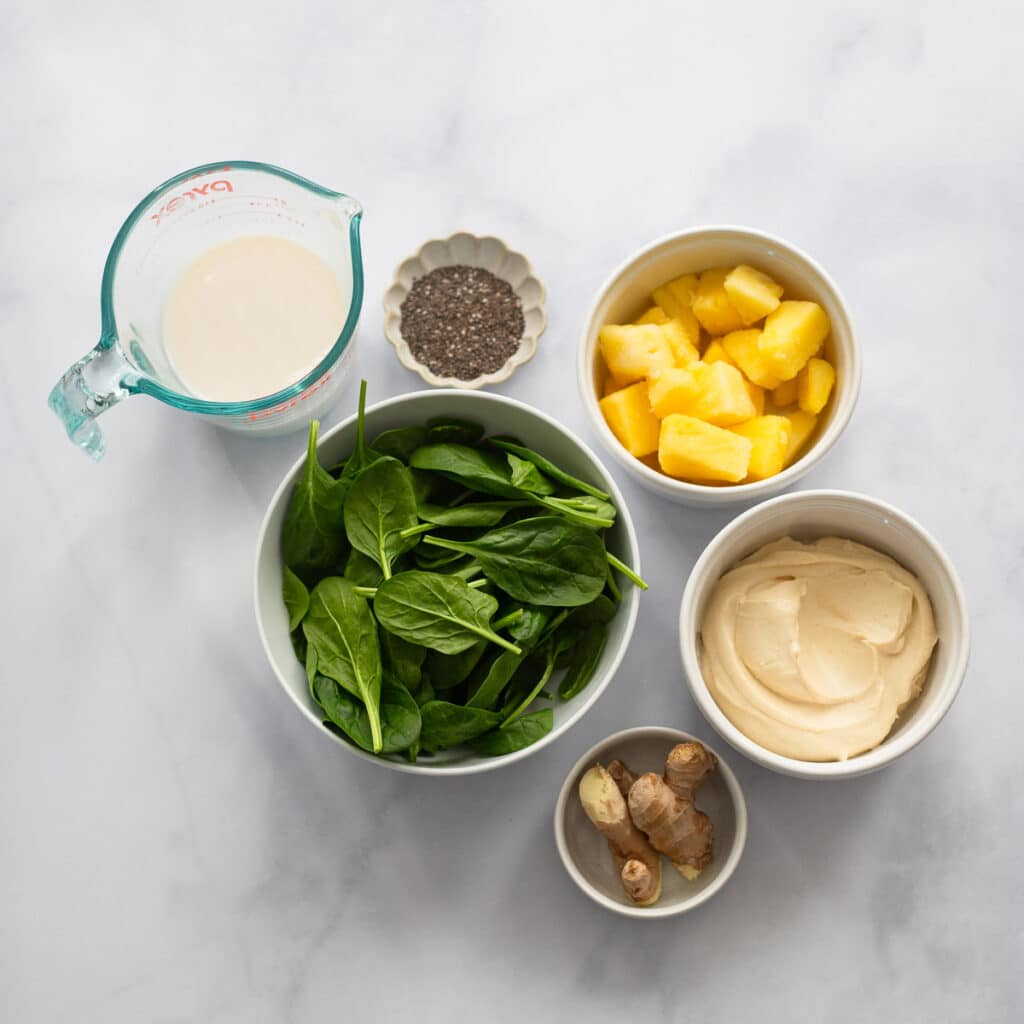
771, 378, 798, 407
602, 371, 631, 397
652, 275, 701, 352
724, 265, 784, 324
692, 268, 747, 335
600, 381, 661, 457
636, 305, 669, 325
648, 362, 756, 425
783, 409, 817, 466
661, 319, 700, 366
758, 301, 830, 381
730, 415, 791, 481
659, 414, 752, 483
721, 329, 782, 389
745, 379, 765, 416
702, 339, 735, 368
797, 357, 836, 414
598, 324, 674, 385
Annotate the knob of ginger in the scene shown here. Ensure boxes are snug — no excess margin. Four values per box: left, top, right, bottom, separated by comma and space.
578, 764, 662, 906
627, 742, 716, 880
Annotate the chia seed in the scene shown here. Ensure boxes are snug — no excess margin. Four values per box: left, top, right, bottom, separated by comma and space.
399, 264, 525, 380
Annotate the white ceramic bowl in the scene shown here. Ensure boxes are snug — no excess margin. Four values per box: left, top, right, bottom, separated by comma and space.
578, 225, 860, 507
255, 389, 641, 775
680, 490, 970, 779
553, 727, 747, 918
383, 232, 547, 389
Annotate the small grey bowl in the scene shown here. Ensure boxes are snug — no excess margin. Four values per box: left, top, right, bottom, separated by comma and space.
383, 232, 547, 389
553, 726, 747, 918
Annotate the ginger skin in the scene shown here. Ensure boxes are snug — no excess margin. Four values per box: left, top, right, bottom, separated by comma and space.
578, 764, 662, 905
627, 742, 717, 880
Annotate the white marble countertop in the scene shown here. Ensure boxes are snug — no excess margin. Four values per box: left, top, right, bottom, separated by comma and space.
4, 1, 1021, 1020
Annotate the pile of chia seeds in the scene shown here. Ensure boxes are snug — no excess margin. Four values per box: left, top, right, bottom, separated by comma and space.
399, 264, 525, 380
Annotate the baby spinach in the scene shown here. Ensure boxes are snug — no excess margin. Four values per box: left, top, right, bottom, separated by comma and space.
488, 438, 611, 500
419, 701, 501, 752
343, 456, 420, 579
426, 639, 488, 690
416, 500, 529, 528
381, 631, 426, 690
283, 567, 310, 632
302, 577, 383, 752
374, 571, 522, 655
281, 420, 349, 583
426, 417, 485, 445
343, 548, 385, 588
280, 382, 645, 762
558, 623, 607, 700
422, 517, 607, 607
470, 709, 553, 756
370, 425, 427, 462
315, 674, 421, 754
507, 453, 556, 494
409, 444, 521, 498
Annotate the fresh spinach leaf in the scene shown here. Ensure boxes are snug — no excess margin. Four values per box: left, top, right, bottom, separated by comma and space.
416, 500, 531, 528
426, 417, 485, 446
422, 516, 607, 607
502, 641, 557, 725
343, 456, 420, 579
567, 594, 618, 627
507, 453, 556, 494
419, 701, 501, 752
370, 426, 427, 462
426, 639, 488, 690
470, 709, 553, 756
381, 631, 426, 690
558, 623, 607, 700
409, 444, 521, 498
465, 648, 525, 709
283, 566, 310, 632
315, 674, 421, 754
488, 438, 611, 500
373, 571, 521, 654
535, 494, 617, 529
281, 420, 349, 583
343, 548, 384, 588
302, 577, 383, 752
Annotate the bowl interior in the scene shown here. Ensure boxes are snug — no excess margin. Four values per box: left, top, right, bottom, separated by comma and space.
581, 227, 857, 495
558, 728, 743, 915
256, 390, 640, 774
682, 492, 968, 773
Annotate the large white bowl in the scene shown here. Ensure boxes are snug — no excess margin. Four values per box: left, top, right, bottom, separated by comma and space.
255, 389, 641, 775
578, 226, 860, 507
679, 490, 970, 779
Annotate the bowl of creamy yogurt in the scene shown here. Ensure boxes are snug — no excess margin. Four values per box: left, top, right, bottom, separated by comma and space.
679, 490, 969, 779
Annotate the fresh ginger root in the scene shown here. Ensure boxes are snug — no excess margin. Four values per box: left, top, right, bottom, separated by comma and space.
628, 742, 717, 881
607, 758, 637, 796
578, 764, 662, 905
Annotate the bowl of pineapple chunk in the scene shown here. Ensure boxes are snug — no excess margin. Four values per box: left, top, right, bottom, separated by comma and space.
578, 227, 859, 505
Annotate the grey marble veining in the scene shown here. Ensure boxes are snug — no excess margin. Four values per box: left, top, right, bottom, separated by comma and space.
2, 1, 1021, 1021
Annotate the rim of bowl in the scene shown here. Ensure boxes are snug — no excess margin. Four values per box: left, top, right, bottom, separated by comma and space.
254, 388, 641, 776
553, 726, 748, 918
577, 224, 862, 504
679, 489, 971, 779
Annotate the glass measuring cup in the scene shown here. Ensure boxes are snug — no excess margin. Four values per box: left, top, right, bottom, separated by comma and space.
48, 161, 364, 460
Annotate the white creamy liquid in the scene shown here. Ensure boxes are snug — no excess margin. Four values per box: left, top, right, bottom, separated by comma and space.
164, 235, 347, 402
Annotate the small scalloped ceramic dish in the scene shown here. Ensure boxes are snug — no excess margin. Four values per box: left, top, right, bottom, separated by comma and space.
383, 232, 547, 389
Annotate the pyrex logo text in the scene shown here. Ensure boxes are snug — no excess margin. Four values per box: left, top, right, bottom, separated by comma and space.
151, 172, 234, 225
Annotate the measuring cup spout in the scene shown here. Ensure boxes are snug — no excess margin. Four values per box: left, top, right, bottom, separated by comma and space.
48, 340, 134, 460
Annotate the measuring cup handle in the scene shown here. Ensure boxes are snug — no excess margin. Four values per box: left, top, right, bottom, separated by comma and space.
48, 340, 133, 460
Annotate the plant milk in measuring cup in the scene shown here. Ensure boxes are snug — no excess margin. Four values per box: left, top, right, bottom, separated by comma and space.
48, 161, 364, 460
